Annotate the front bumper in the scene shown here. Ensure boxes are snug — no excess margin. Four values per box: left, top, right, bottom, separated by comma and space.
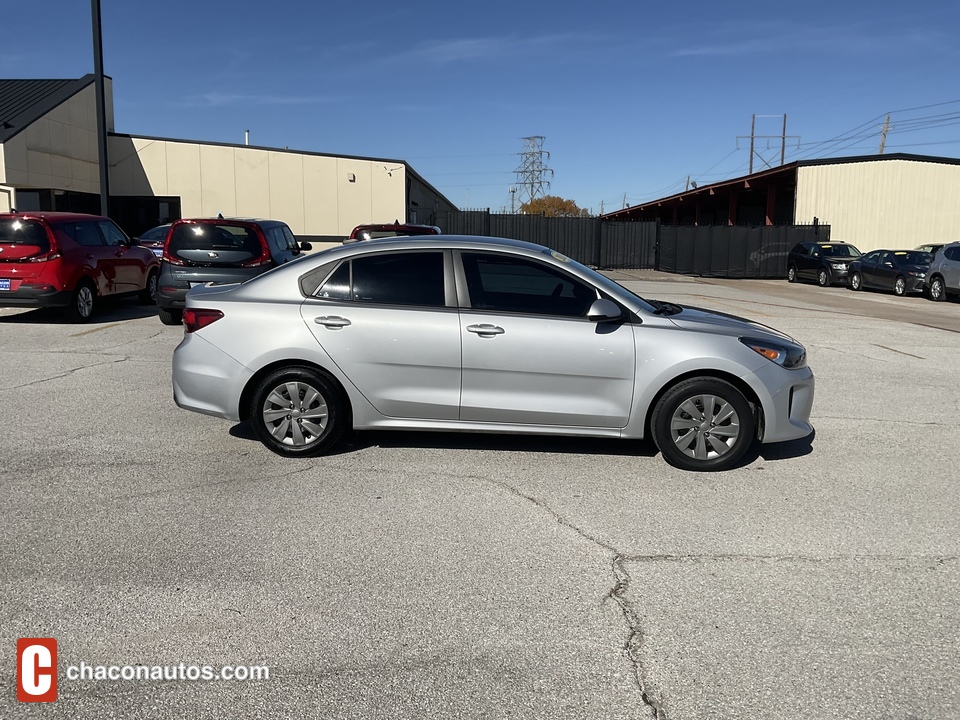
747, 362, 815, 444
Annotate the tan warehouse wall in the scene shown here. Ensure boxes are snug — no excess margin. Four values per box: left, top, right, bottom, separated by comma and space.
108, 136, 407, 237
795, 160, 960, 252
0, 81, 113, 195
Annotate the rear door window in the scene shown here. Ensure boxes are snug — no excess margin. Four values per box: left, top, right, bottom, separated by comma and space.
315, 252, 445, 307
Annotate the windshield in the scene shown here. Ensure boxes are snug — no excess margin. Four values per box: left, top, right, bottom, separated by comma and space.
820, 244, 860, 257
540, 248, 659, 313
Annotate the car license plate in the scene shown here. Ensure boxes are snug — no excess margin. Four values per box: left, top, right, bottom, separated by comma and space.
0, 279, 10, 291
189, 282, 204, 288
152, 248, 163, 258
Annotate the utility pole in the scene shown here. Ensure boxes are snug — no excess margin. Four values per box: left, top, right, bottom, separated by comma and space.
91, 0, 110, 215
878, 113, 891, 154
509, 186, 517, 214
514, 136, 553, 206
738, 114, 799, 174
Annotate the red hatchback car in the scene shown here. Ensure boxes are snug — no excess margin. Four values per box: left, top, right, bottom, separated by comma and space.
0, 211, 160, 322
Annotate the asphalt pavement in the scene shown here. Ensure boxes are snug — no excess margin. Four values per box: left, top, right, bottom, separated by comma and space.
0, 277, 957, 719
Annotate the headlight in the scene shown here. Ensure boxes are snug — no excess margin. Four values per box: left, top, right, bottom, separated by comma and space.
834, 263, 848, 271
740, 337, 807, 369
909, 271, 925, 278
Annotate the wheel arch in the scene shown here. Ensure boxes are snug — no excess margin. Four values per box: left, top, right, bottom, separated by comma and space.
239, 359, 353, 426
642, 369, 764, 442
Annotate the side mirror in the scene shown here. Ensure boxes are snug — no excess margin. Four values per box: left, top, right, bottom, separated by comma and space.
299, 241, 313, 251
586, 298, 623, 322
129, 237, 141, 246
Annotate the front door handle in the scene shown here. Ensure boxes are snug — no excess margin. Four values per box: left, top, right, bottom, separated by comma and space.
466, 323, 504, 336
315, 316, 351, 328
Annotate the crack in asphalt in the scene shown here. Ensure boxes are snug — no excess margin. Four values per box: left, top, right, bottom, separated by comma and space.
479, 476, 668, 720
0, 355, 130, 390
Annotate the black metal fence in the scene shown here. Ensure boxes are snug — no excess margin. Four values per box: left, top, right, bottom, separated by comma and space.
436, 209, 829, 278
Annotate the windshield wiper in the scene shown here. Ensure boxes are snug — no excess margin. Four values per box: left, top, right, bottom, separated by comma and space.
651, 300, 682, 316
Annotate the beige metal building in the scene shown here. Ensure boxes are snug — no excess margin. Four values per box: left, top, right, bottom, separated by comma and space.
0, 75, 456, 241
603, 154, 960, 252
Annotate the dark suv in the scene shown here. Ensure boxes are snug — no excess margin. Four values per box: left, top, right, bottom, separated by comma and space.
925, 242, 960, 302
157, 218, 311, 325
787, 241, 861, 287
0, 211, 159, 322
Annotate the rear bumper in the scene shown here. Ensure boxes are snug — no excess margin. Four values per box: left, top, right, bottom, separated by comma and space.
172, 333, 252, 421
0, 286, 71, 309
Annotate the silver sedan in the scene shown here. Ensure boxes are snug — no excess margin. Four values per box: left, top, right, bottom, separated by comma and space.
172, 236, 814, 471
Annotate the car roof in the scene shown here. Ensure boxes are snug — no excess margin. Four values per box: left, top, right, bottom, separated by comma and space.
324, 234, 556, 259
0, 211, 108, 223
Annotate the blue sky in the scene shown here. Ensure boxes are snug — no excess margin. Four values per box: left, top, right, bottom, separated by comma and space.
2, 1, 959, 214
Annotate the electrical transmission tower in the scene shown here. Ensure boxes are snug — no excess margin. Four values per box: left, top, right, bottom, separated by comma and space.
736, 115, 800, 173
514, 136, 553, 207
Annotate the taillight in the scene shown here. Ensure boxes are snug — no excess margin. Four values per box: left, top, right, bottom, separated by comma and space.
162, 246, 186, 266
240, 253, 272, 268
26, 251, 61, 263
183, 308, 224, 333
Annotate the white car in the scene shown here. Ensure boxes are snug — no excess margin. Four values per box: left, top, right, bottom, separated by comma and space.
172, 236, 815, 471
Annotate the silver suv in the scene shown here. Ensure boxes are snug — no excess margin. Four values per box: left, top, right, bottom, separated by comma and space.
926, 242, 960, 302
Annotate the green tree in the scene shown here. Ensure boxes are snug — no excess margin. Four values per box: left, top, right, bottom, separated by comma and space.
519, 195, 591, 217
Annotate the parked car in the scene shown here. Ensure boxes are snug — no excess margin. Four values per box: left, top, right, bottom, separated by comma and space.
915, 243, 944, 255
157, 217, 312, 325
787, 241, 862, 286
925, 241, 960, 302
136, 224, 171, 258
848, 250, 932, 296
0, 211, 159, 322
345, 222, 441, 243
172, 235, 815, 472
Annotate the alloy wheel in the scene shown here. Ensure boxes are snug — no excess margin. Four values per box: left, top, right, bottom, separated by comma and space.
261, 381, 329, 448
668, 393, 741, 461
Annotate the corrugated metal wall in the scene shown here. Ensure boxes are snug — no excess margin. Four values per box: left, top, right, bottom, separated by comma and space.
795, 159, 960, 252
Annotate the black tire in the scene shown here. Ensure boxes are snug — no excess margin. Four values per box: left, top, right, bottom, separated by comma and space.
849, 272, 862, 291
893, 276, 906, 297
651, 377, 756, 472
929, 276, 946, 302
786, 265, 797, 283
139, 270, 159, 305
817, 267, 830, 287
158, 307, 182, 325
65, 280, 96, 323
250, 366, 346, 458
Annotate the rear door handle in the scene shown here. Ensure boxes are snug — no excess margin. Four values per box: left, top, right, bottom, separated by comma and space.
466, 323, 504, 336
315, 316, 351, 328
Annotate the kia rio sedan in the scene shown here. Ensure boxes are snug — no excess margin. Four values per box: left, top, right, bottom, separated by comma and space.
172, 236, 815, 471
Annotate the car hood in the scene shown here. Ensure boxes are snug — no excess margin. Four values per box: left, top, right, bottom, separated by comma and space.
663, 304, 798, 343
825, 257, 856, 264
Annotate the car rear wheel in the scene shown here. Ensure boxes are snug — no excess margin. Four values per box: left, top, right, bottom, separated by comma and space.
158, 307, 182, 325
849, 272, 862, 291
787, 265, 797, 283
929, 276, 946, 302
250, 367, 346, 457
817, 268, 830, 287
139, 270, 159, 305
894, 276, 906, 296
651, 378, 756, 472
65, 280, 96, 323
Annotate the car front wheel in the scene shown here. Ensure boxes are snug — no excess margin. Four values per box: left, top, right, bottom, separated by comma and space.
651, 378, 756, 472
250, 367, 346, 457
894, 276, 906, 296
929, 276, 946, 302
817, 268, 830, 287
787, 265, 797, 283
849, 272, 862, 291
